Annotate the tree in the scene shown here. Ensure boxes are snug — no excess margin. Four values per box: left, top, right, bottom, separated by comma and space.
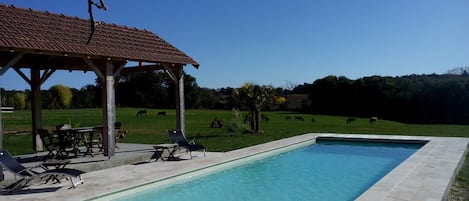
48, 85, 73, 109
232, 83, 277, 134
11, 92, 26, 110
71, 85, 99, 108
447, 66, 469, 76
115, 71, 211, 109
116, 72, 168, 108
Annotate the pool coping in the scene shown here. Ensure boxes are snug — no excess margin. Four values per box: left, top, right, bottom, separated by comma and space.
1, 133, 468, 201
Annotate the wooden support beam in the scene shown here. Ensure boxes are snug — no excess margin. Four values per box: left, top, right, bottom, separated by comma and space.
0, 53, 25, 76
82, 57, 105, 81
40, 69, 56, 86
164, 64, 178, 84
13, 68, 31, 85
113, 61, 127, 78
13, 67, 56, 92
113, 61, 128, 83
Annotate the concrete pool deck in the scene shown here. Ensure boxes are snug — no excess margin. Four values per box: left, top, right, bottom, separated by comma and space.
1, 133, 468, 201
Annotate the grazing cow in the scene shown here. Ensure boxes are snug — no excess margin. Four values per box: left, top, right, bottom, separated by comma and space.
211, 118, 224, 128
295, 116, 304, 121
157, 111, 166, 117
261, 114, 269, 122
311, 117, 315, 123
346, 117, 355, 124
285, 116, 291, 120
369, 117, 378, 124
218, 119, 224, 128
136, 110, 147, 117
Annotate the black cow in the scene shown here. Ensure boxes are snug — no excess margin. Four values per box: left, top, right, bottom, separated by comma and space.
136, 110, 147, 117
211, 118, 224, 128
295, 116, 304, 121
346, 117, 355, 124
157, 111, 166, 117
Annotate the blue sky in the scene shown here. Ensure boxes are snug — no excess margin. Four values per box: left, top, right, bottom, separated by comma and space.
1, 0, 468, 90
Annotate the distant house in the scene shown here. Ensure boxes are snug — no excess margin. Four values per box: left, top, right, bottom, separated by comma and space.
286, 94, 310, 110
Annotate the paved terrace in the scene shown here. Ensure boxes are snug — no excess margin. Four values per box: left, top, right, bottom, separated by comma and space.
0, 134, 468, 201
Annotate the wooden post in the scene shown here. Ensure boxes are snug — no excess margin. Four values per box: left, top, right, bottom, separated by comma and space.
31, 68, 43, 151
164, 65, 186, 136
86, 57, 116, 158
102, 61, 115, 158
175, 66, 185, 134
0, 53, 25, 150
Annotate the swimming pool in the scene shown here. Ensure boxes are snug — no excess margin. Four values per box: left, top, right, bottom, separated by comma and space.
106, 138, 423, 201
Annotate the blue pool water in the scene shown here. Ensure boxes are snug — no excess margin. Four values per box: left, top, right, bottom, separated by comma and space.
115, 140, 422, 201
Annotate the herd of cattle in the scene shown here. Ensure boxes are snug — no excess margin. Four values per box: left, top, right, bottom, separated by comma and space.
136, 110, 166, 117
135, 109, 378, 125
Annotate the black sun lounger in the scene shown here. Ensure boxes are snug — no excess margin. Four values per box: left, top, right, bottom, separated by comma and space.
167, 130, 206, 159
0, 150, 84, 192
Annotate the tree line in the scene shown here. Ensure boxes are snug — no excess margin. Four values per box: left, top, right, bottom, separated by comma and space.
0, 71, 245, 111
296, 74, 469, 124
2, 71, 469, 125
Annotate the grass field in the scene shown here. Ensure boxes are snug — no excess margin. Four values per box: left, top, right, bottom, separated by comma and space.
2, 108, 469, 154
1, 108, 468, 200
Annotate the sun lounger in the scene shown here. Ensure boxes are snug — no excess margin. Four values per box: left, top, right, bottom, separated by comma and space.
167, 130, 206, 159
0, 150, 84, 192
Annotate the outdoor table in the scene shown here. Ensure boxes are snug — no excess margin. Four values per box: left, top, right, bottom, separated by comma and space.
53, 127, 96, 157
153, 144, 179, 161
53, 129, 77, 157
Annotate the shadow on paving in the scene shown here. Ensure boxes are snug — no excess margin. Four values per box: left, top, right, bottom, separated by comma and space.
0, 187, 62, 195
3, 143, 156, 178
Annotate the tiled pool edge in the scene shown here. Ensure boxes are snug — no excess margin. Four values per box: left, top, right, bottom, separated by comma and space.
354, 135, 469, 201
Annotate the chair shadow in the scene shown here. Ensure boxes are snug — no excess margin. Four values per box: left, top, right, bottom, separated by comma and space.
69, 159, 107, 165
16, 155, 48, 163
114, 148, 154, 154
0, 187, 62, 195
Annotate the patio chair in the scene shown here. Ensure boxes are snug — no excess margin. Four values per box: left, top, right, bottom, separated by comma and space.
0, 150, 84, 192
114, 122, 128, 149
37, 129, 66, 159
90, 126, 104, 152
167, 130, 206, 159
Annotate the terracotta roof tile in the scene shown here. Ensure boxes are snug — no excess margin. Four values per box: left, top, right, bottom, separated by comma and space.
0, 4, 199, 67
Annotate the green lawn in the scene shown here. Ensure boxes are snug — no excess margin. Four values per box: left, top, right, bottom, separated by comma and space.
2, 108, 469, 154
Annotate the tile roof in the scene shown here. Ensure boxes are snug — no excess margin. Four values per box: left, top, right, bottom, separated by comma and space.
0, 4, 199, 68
